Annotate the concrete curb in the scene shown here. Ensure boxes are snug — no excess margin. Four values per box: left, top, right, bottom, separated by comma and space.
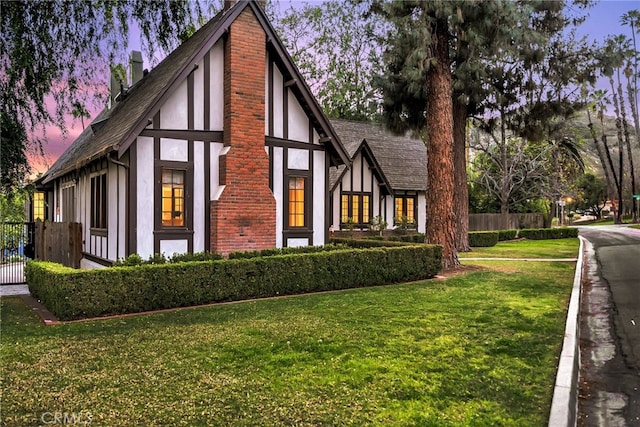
547, 236, 586, 427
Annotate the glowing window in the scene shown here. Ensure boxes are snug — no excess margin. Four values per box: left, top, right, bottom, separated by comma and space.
33, 192, 45, 221
161, 169, 185, 227
362, 195, 370, 224
341, 194, 349, 223
288, 177, 305, 227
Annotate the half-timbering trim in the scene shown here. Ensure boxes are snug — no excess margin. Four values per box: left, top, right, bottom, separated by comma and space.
140, 129, 223, 142
265, 136, 326, 151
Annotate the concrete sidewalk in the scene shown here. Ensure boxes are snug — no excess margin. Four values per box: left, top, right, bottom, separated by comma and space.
0, 284, 30, 296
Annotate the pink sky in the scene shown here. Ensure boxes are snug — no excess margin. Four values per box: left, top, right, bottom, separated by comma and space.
29, 0, 639, 176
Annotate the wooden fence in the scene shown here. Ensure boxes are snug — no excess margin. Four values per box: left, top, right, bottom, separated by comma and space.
34, 221, 82, 268
469, 213, 544, 231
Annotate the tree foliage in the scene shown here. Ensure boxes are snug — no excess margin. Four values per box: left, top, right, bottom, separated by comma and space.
273, 1, 383, 121
575, 173, 608, 218
586, 18, 640, 223
0, 0, 205, 191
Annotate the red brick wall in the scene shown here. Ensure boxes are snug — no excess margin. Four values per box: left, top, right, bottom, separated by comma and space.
210, 6, 276, 256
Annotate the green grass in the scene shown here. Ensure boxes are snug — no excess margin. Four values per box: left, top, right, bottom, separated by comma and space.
0, 256, 575, 426
630, 224, 640, 230
576, 214, 634, 226
460, 237, 579, 259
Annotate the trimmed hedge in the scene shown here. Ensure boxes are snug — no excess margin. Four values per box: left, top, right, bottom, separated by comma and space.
388, 233, 426, 243
329, 237, 410, 248
228, 243, 349, 259
468, 231, 499, 247
26, 245, 442, 321
498, 229, 519, 241
519, 227, 578, 240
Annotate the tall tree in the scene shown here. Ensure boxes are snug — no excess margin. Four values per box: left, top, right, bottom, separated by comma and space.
621, 10, 640, 148
0, 1, 205, 191
273, 1, 383, 121
373, 1, 460, 268
0, 113, 29, 194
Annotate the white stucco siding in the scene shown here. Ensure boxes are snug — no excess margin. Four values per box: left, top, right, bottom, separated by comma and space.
160, 78, 188, 129
118, 164, 126, 259
160, 239, 188, 257
194, 57, 204, 130
384, 196, 394, 228
193, 141, 205, 253
81, 174, 90, 252
372, 184, 379, 218
363, 162, 372, 193
287, 148, 309, 170
287, 238, 309, 248
160, 138, 189, 162
341, 171, 351, 192
136, 136, 154, 259
273, 147, 284, 248
80, 258, 106, 270
352, 155, 362, 192
313, 150, 325, 245
210, 41, 224, 130
107, 161, 118, 261
287, 91, 309, 142
332, 186, 340, 230
273, 66, 284, 138
418, 192, 426, 234
210, 142, 224, 200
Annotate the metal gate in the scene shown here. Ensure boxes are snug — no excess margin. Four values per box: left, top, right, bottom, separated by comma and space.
0, 222, 35, 285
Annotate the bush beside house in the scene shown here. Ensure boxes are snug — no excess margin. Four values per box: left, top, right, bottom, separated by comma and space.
26, 245, 442, 321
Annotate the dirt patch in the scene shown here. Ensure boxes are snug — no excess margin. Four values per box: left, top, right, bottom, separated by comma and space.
436, 264, 486, 279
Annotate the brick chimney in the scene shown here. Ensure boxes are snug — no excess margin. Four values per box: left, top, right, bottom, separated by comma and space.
210, 5, 275, 256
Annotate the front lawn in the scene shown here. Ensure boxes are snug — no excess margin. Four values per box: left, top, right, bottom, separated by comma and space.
460, 237, 579, 259
1, 257, 575, 426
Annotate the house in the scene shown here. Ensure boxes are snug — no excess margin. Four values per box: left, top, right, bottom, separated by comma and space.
36, 0, 349, 267
329, 119, 427, 233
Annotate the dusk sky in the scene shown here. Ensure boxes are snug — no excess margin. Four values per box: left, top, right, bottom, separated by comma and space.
29, 0, 640, 176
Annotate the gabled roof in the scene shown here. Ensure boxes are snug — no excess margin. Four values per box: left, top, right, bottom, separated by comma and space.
329, 119, 427, 193
41, 0, 348, 185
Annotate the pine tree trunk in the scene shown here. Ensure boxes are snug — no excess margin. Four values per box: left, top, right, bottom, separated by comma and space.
425, 17, 458, 269
453, 97, 470, 251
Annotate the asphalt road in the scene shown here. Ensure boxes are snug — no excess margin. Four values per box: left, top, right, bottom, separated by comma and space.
578, 225, 640, 427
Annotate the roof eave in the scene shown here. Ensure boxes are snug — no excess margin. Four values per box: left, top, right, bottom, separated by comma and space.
117, 2, 250, 158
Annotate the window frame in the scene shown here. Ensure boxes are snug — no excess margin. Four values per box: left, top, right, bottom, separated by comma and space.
340, 191, 373, 227
160, 168, 187, 228
90, 173, 108, 230
287, 176, 307, 229
32, 191, 45, 221
394, 195, 418, 228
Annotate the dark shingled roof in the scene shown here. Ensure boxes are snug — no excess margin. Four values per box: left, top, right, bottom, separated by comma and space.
329, 119, 427, 192
41, 0, 348, 185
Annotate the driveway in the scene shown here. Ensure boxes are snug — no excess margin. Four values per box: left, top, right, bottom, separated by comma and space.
578, 225, 640, 426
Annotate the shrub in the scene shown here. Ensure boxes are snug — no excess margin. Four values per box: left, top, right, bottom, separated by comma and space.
26, 245, 442, 321
498, 229, 518, 241
228, 244, 349, 259
468, 231, 499, 247
169, 251, 223, 263
329, 238, 410, 248
519, 227, 578, 240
